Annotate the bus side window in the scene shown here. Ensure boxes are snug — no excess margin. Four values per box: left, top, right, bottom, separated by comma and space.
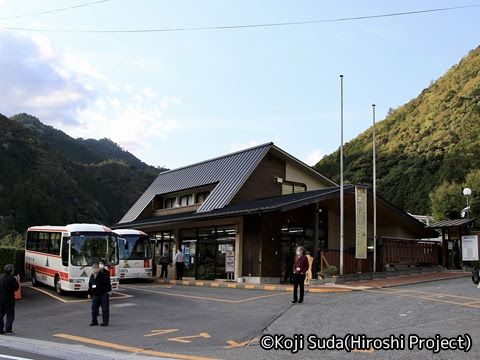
62, 237, 69, 267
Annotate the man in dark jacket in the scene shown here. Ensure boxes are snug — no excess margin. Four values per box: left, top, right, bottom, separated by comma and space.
87, 263, 112, 326
292, 246, 309, 304
0, 264, 19, 334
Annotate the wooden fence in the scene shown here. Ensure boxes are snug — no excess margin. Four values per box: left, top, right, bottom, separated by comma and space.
320, 240, 439, 274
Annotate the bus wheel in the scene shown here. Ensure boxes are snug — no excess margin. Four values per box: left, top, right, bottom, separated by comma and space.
55, 275, 63, 295
31, 269, 39, 287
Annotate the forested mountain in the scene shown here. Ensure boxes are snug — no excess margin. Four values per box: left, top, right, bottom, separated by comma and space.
11, 113, 149, 169
0, 113, 163, 238
315, 45, 480, 218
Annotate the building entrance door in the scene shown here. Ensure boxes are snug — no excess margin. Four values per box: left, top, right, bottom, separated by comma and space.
280, 225, 314, 283
197, 227, 216, 280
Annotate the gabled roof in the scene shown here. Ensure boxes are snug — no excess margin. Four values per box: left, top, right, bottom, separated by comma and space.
119, 142, 337, 224
426, 218, 475, 229
119, 143, 272, 222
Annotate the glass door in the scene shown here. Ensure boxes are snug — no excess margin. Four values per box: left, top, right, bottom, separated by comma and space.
197, 227, 216, 280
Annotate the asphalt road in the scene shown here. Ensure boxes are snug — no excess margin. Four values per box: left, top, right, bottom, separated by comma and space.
6, 277, 480, 360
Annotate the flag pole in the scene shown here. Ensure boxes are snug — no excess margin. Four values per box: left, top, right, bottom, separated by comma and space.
372, 104, 377, 273
339, 75, 344, 276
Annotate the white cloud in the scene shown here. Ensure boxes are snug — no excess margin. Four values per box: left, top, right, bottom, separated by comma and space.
0, 30, 181, 157
160, 96, 182, 109
305, 149, 325, 166
230, 141, 260, 152
0, 30, 95, 125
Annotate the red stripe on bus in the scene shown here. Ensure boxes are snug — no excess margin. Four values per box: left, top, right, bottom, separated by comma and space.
25, 250, 61, 258
28, 228, 68, 233
32, 265, 69, 281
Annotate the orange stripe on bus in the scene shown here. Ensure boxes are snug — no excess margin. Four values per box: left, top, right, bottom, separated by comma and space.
25, 250, 61, 258
28, 228, 68, 233
32, 265, 69, 281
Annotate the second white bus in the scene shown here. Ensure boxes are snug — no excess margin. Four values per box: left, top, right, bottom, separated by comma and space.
25, 223, 120, 294
116, 229, 153, 280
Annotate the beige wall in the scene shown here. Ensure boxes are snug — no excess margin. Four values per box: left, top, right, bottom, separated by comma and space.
327, 212, 419, 251
285, 163, 329, 191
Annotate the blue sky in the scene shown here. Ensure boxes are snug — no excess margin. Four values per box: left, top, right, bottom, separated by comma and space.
1, 1, 479, 169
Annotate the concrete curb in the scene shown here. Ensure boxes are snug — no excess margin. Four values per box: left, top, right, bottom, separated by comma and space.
157, 272, 470, 293
156, 279, 353, 293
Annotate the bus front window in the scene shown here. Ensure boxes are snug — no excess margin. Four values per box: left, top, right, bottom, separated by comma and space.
120, 235, 152, 261
70, 233, 119, 266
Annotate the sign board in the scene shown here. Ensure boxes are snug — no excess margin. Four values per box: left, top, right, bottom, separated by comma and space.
462, 235, 479, 261
225, 250, 235, 273
355, 186, 368, 259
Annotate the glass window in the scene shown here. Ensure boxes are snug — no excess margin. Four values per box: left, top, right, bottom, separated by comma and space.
180, 195, 193, 206
49, 233, 61, 255
282, 181, 306, 195
70, 232, 119, 266
38, 232, 50, 253
27, 231, 39, 251
196, 191, 210, 204
119, 235, 152, 260
62, 236, 69, 266
165, 198, 176, 208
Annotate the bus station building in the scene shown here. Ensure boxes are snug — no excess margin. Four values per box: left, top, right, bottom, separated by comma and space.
113, 143, 437, 283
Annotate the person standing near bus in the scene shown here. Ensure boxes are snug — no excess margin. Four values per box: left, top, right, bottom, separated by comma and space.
87, 263, 111, 326
160, 245, 170, 279
174, 249, 186, 280
0, 264, 19, 335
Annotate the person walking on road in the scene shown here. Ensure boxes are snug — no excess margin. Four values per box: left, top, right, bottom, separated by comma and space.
88, 263, 112, 326
160, 245, 170, 279
174, 249, 186, 280
304, 250, 314, 287
292, 246, 308, 304
0, 264, 19, 335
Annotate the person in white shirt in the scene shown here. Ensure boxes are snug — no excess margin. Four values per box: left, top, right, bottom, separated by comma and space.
174, 249, 186, 280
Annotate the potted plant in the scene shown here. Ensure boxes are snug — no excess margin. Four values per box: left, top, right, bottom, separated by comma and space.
318, 265, 340, 283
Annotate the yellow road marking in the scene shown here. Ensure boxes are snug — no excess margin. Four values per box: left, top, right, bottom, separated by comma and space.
210, 283, 220, 287
195, 282, 204, 286
169, 332, 211, 343
122, 285, 290, 303
54, 334, 220, 360
264, 286, 276, 291
245, 285, 255, 289
364, 288, 480, 308
309, 288, 352, 293
145, 329, 179, 337
227, 284, 237, 288
28, 286, 132, 303
224, 337, 259, 348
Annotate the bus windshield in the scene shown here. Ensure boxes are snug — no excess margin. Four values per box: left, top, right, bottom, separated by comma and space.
70, 232, 119, 266
119, 235, 152, 260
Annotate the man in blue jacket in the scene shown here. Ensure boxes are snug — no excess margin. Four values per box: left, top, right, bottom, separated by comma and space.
0, 264, 19, 334
87, 263, 112, 326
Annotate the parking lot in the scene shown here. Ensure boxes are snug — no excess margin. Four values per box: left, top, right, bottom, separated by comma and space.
6, 277, 480, 359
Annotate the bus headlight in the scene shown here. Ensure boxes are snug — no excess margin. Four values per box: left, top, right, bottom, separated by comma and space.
68, 278, 86, 283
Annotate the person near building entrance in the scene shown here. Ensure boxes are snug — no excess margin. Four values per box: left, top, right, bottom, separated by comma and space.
304, 250, 314, 286
88, 263, 112, 326
292, 246, 308, 304
159, 245, 170, 279
0, 264, 19, 335
174, 249, 186, 280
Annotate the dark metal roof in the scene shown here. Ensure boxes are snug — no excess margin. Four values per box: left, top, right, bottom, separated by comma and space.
119, 143, 272, 223
426, 218, 476, 229
114, 186, 346, 229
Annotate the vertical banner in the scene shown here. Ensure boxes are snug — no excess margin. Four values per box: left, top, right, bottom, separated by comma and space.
355, 186, 368, 259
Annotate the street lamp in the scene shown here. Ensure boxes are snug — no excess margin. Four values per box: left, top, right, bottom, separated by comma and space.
463, 188, 472, 219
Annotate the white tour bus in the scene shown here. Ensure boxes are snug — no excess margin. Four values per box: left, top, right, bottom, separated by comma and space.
25, 224, 120, 294
116, 229, 153, 280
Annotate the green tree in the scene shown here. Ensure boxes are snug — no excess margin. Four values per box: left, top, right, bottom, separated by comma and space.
429, 182, 464, 220
464, 169, 480, 218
